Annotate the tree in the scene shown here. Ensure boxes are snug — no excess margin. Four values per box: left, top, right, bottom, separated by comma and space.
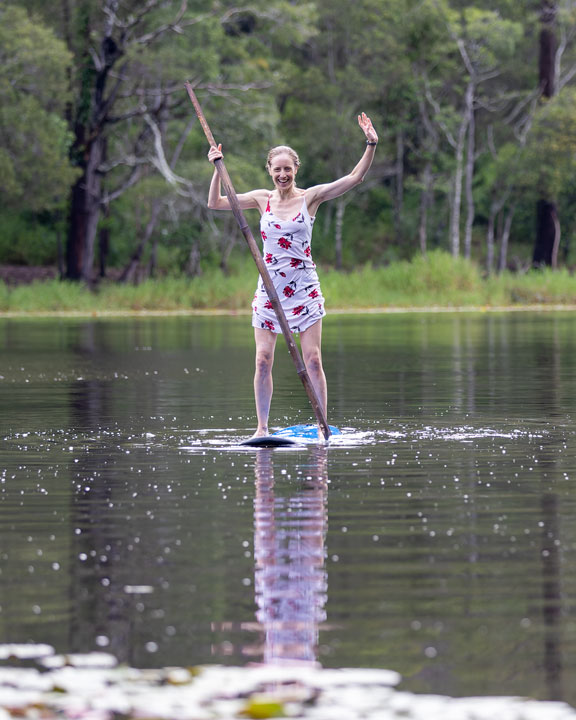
533, 0, 559, 267
46, 0, 318, 282
60, 0, 212, 281
278, 0, 399, 268
420, 4, 521, 258
0, 4, 78, 212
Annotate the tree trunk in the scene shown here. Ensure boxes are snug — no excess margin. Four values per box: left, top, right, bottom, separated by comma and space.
533, 1, 559, 267
394, 128, 404, 244
67, 138, 102, 281
119, 200, 162, 284
219, 217, 237, 274
148, 235, 159, 279
67, 135, 104, 282
418, 161, 433, 255
486, 204, 496, 275
498, 204, 516, 273
334, 196, 346, 270
534, 199, 558, 266
186, 240, 202, 277
449, 81, 473, 257
463, 101, 475, 259
65, 2, 123, 282
98, 205, 110, 278
57, 222, 65, 279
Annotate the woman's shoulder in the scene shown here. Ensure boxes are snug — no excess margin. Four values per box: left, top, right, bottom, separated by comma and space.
238, 188, 270, 213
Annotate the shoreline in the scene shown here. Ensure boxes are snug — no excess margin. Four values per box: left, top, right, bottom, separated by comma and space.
1, 303, 576, 318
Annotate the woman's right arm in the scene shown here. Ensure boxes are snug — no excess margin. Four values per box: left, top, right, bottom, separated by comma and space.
207, 144, 264, 211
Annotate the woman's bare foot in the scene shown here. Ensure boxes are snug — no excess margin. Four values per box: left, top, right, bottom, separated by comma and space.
252, 427, 269, 438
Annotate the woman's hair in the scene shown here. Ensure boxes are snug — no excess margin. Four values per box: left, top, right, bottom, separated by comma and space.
266, 145, 301, 170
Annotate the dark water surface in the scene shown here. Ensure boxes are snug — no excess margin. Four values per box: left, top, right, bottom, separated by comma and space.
1, 312, 575, 704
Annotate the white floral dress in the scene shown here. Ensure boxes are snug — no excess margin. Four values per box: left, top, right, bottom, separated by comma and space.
252, 195, 326, 334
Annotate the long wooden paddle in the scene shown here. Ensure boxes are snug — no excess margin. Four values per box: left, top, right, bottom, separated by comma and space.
185, 82, 331, 440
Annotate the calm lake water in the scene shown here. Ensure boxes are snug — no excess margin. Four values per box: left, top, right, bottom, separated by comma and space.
1, 312, 575, 705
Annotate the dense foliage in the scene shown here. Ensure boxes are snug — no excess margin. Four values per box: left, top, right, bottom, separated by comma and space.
2, 0, 576, 280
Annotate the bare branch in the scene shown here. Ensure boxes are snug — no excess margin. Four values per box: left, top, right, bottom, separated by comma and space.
132, 0, 193, 46
113, 80, 272, 100
513, 94, 539, 145
555, 13, 576, 85
423, 75, 457, 148
97, 64, 132, 125
103, 165, 146, 204
486, 124, 497, 159
89, 46, 104, 72
144, 114, 204, 202
107, 103, 150, 124
457, 39, 475, 78
105, 0, 164, 32
503, 87, 541, 126
558, 60, 576, 91
170, 116, 197, 167
414, 71, 439, 149
99, 155, 149, 174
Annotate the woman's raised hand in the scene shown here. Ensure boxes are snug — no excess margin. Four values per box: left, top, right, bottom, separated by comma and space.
207, 143, 223, 163
358, 112, 378, 144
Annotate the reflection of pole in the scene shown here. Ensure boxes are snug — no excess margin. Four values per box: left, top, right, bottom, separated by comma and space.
253, 448, 328, 666
540, 490, 562, 700
535, 318, 564, 701
532, 316, 563, 701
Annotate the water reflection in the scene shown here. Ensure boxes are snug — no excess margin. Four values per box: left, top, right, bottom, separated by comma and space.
540, 486, 563, 701
2, 314, 576, 703
252, 448, 328, 666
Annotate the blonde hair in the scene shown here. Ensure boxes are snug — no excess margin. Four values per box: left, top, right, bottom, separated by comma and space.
266, 145, 301, 170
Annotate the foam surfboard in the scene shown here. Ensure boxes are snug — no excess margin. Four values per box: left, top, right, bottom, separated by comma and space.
240, 424, 341, 447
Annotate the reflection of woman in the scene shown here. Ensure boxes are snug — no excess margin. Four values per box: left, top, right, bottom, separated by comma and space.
253, 448, 328, 665
207, 115, 378, 438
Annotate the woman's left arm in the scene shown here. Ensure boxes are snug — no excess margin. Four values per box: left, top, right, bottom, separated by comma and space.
307, 113, 379, 212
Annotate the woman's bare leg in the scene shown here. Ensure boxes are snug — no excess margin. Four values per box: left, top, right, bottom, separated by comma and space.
253, 327, 278, 437
300, 319, 328, 427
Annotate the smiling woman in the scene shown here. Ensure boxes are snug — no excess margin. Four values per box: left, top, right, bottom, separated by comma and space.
206, 113, 378, 439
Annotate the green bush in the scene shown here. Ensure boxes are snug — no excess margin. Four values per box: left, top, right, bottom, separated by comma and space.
0, 212, 59, 265
0, 251, 575, 313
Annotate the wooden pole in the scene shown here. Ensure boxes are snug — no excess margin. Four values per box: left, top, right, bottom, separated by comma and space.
185, 82, 331, 440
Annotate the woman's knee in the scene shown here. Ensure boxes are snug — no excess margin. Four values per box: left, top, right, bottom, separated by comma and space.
304, 350, 323, 375
255, 349, 274, 375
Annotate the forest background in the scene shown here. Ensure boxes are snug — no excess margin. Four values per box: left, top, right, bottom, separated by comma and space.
2, 0, 576, 310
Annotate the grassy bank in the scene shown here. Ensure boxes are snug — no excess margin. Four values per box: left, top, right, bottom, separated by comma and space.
1, 251, 575, 314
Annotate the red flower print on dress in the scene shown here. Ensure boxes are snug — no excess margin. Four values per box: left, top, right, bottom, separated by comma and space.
308, 289, 319, 299
264, 299, 273, 309
274, 223, 282, 229
264, 319, 275, 331
292, 305, 305, 316
283, 282, 296, 298
304, 245, 311, 257
265, 253, 274, 264
266, 197, 271, 213
261, 231, 267, 241
290, 258, 302, 268
278, 237, 292, 250
292, 212, 301, 221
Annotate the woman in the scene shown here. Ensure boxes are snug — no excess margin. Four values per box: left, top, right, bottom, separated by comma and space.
207, 113, 378, 438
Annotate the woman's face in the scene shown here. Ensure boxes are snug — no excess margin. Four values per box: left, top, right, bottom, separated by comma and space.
268, 153, 298, 191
